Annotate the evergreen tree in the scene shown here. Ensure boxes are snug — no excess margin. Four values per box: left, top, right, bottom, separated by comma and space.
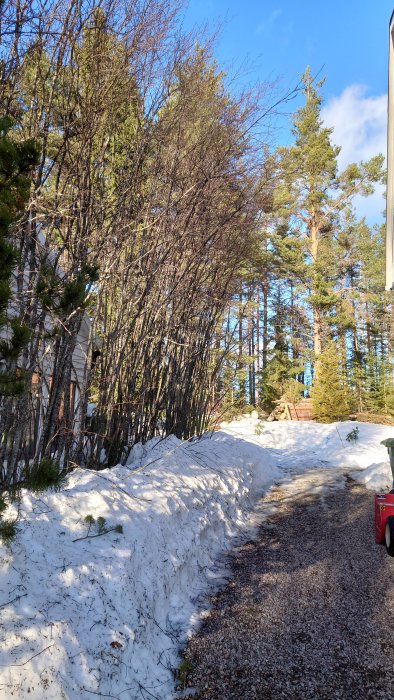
0, 117, 38, 395
0, 117, 38, 541
275, 68, 384, 365
311, 341, 352, 422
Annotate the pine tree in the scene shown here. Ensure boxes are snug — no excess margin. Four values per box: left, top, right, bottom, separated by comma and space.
0, 117, 38, 541
0, 117, 38, 395
275, 68, 384, 367
311, 341, 352, 422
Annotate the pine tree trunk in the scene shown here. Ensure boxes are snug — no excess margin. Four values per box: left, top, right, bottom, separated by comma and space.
262, 276, 268, 370
255, 285, 260, 404
238, 285, 246, 405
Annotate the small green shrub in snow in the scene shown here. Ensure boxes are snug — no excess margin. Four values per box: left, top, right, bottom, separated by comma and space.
0, 519, 18, 545
27, 458, 67, 493
0, 494, 18, 545
254, 420, 264, 436
346, 427, 359, 443
178, 658, 193, 686
0, 494, 17, 545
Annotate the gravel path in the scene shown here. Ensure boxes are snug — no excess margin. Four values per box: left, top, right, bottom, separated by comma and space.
180, 469, 394, 700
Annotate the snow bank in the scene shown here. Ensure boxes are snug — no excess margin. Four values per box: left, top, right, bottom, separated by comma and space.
1, 416, 393, 699
0, 428, 280, 700
223, 416, 394, 485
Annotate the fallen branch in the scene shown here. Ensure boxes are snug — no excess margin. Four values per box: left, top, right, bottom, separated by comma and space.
0, 644, 54, 667
72, 526, 122, 543
72, 515, 123, 542
0, 593, 27, 610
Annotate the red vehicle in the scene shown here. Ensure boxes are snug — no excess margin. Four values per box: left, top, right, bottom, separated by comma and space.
375, 439, 394, 555
375, 493, 394, 555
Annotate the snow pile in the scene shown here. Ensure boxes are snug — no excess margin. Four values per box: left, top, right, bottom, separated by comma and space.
1, 416, 393, 699
223, 417, 394, 490
0, 428, 280, 700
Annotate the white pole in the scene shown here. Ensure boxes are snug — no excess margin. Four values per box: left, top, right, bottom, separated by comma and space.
386, 12, 394, 290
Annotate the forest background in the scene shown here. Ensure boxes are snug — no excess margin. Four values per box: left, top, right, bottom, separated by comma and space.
0, 0, 390, 497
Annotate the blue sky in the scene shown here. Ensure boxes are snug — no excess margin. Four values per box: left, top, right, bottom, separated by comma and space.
182, 1, 391, 222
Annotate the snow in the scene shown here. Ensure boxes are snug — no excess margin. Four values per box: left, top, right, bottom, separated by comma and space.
1, 416, 393, 699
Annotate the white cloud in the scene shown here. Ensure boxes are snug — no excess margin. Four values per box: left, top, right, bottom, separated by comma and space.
322, 85, 386, 223
322, 84, 386, 169
256, 8, 283, 36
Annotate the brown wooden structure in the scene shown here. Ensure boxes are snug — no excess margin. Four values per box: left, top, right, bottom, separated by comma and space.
267, 398, 314, 421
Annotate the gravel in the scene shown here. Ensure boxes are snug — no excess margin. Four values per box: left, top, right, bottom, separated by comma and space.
180, 470, 394, 700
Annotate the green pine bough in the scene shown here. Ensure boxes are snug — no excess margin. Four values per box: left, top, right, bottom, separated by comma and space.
72, 514, 123, 542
